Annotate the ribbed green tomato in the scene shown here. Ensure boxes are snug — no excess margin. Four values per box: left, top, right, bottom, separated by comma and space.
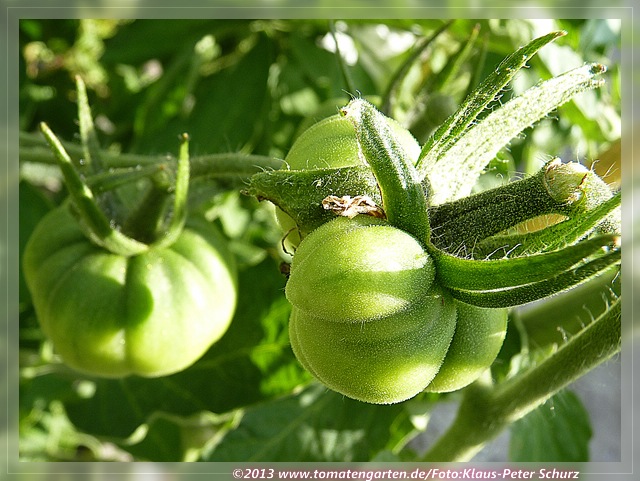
23, 205, 237, 378
285, 215, 509, 403
285, 216, 457, 404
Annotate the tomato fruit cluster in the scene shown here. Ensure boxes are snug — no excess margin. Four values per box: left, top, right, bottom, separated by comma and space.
280, 106, 508, 404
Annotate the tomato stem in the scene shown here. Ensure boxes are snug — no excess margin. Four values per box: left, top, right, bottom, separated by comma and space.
20, 131, 283, 185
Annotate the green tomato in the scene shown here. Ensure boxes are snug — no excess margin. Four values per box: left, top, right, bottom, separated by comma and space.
285, 215, 509, 403
285, 216, 457, 404
23, 204, 237, 378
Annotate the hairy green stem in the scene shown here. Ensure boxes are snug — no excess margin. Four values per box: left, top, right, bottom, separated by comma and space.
422, 296, 621, 461
20, 131, 283, 181
474, 192, 621, 259
513, 266, 620, 350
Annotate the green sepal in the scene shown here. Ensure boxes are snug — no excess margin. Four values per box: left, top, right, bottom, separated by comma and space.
151, 133, 190, 249
447, 249, 620, 308
417, 31, 565, 174
247, 166, 382, 236
340, 98, 431, 243
434, 234, 619, 291
421, 43, 607, 204
39, 122, 150, 257
76, 75, 104, 174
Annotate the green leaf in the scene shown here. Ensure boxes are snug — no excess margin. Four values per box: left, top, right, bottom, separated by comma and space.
509, 389, 592, 462
201, 383, 413, 462
417, 31, 564, 176
425, 62, 606, 204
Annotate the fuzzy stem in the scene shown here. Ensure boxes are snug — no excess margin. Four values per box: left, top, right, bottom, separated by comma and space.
427, 160, 576, 256
422, 296, 621, 461
20, 131, 283, 180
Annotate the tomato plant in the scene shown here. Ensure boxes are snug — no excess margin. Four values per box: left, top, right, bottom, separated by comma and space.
17, 18, 623, 469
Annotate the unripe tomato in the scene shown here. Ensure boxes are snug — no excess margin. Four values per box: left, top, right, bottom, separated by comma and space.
285, 216, 457, 404
23, 204, 237, 378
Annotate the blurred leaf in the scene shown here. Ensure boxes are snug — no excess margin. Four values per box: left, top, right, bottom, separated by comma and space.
118, 411, 237, 462
131, 32, 272, 155
509, 389, 592, 462
201, 383, 414, 462
101, 20, 238, 66
288, 27, 376, 100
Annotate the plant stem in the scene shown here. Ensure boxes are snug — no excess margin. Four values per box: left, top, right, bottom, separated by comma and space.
421, 296, 621, 462
20, 131, 283, 178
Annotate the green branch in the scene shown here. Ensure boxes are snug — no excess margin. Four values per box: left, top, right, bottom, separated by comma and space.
20, 131, 283, 185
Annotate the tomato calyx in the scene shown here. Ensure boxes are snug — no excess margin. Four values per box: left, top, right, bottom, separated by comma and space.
39, 77, 192, 256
